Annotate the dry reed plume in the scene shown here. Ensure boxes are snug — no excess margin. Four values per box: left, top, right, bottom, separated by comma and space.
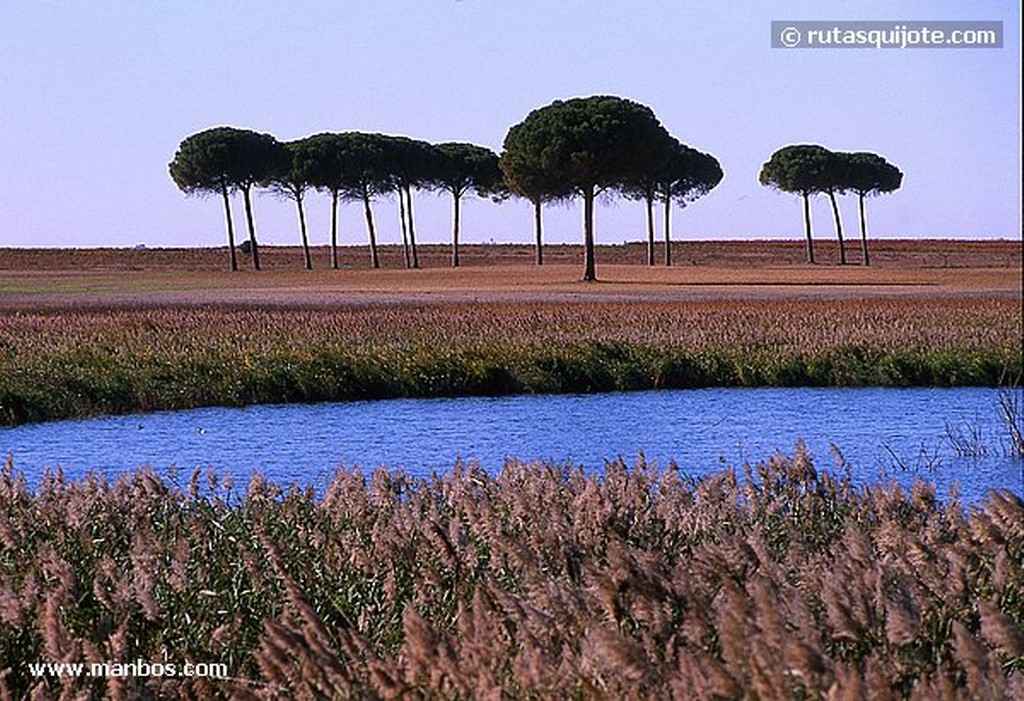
1, 447, 1021, 699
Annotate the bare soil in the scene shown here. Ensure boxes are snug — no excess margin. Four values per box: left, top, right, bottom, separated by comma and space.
0, 240, 1019, 309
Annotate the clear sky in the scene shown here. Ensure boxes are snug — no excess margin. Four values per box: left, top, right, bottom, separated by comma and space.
0, 1, 1019, 249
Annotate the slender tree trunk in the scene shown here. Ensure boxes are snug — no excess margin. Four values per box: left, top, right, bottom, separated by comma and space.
398, 189, 410, 269
296, 194, 312, 270
242, 185, 261, 271
533, 198, 544, 266
827, 190, 846, 265
582, 187, 596, 282
451, 192, 461, 268
362, 191, 379, 269
330, 190, 339, 270
645, 193, 655, 266
858, 192, 870, 267
406, 185, 419, 269
221, 184, 237, 272
663, 194, 672, 267
802, 192, 815, 264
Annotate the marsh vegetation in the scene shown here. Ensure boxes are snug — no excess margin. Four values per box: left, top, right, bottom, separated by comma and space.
0, 297, 1019, 426
1, 453, 1021, 698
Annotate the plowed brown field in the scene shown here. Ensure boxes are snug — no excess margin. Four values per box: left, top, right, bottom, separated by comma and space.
0, 240, 1019, 309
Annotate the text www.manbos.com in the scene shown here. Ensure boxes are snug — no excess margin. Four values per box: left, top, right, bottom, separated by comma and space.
28, 660, 228, 680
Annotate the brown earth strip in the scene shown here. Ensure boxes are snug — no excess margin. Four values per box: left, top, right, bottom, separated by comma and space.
0, 241, 1020, 310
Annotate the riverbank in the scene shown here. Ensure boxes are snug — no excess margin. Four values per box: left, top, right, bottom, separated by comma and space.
1, 297, 1020, 426
0, 241, 1020, 425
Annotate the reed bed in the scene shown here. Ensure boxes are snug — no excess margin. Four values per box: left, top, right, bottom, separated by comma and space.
1, 297, 1021, 425
0, 450, 1021, 699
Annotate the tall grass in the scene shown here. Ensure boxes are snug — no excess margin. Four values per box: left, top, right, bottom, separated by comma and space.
998, 386, 1024, 457
1, 297, 1020, 425
0, 451, 1021, 698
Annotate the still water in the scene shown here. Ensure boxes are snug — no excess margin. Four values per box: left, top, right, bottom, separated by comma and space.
1, 388, 1021, 503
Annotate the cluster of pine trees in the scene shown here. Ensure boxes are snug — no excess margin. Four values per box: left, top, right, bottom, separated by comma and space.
170, 95, 900, 279
759, 145, 903, 266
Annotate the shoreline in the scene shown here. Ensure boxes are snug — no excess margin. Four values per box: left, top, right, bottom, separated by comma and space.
1, 239, 1019, 425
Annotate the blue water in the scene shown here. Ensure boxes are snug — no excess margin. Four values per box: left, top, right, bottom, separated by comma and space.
1, 388, 1021, 503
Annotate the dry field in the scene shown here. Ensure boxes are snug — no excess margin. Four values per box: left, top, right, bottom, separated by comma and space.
0, 240, 1019, 309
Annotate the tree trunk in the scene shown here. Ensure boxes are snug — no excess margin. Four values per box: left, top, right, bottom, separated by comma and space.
398, 189, 410, 269
858, 192, 870, 267
802, 192, 815, 265
645, 193, 655, 266
827, 190, 846, 265
451, 192, 461, 268
296, 194, 312, 270
533, 198, 543, 266
663, 194, 672, 267
242, 185, 260, 271
406, 186, 419, 269
362, 191, 379, 269
330, 189, 339, 270
221, 184, 237, 272
582, 187, 596, 282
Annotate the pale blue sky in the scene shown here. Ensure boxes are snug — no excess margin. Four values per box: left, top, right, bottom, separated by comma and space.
0, 1, 1019, 248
